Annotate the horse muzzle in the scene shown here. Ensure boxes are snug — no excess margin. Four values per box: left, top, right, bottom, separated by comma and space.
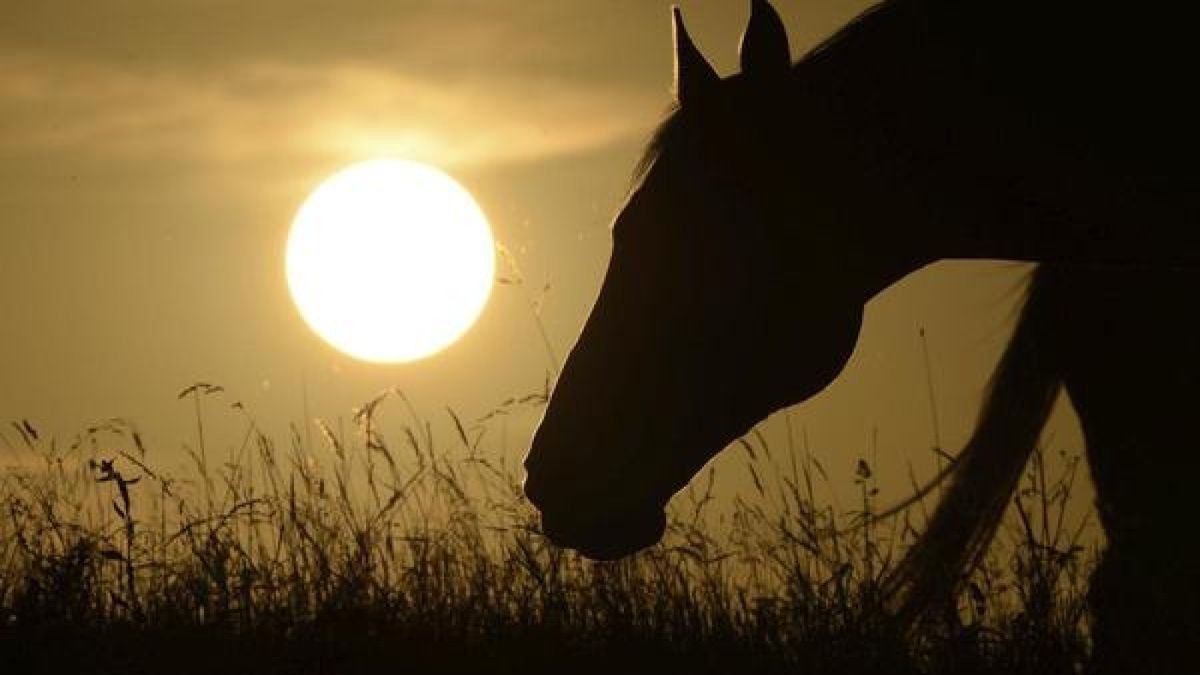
537, 503, 667, 561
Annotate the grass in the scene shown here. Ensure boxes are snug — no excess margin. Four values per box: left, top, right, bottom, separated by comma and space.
0, 383, 1096, 675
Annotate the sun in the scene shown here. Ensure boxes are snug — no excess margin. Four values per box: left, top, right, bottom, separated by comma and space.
286, 159, 496, 363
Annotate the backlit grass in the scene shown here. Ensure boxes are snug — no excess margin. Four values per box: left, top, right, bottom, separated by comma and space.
0, 384, 1094, 674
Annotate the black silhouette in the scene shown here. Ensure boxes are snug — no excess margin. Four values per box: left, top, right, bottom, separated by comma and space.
522, 1, 1200, 671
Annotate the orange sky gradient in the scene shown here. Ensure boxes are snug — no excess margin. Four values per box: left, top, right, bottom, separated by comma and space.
0, 1, 1091, 524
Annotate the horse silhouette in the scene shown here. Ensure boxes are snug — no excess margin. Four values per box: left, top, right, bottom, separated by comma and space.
522, 1, 1200, 670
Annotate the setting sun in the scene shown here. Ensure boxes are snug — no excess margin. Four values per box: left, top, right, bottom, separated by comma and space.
286, 159, 495, 363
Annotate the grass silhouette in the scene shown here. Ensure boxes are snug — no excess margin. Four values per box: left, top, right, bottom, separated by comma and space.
1, 384, 1094, 674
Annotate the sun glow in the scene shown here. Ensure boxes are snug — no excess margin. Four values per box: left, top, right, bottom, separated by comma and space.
286, 159, 495, 363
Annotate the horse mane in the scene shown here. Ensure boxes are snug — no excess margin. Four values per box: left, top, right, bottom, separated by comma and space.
797, 0, 904, 68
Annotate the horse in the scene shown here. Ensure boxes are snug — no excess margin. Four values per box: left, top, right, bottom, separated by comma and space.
522, 0, 1200, 670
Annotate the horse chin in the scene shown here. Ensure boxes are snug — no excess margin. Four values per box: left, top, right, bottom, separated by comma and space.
539, 504, 667, 561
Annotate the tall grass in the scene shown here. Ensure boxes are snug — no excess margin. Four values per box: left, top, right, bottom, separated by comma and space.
0, 384, 1094, 674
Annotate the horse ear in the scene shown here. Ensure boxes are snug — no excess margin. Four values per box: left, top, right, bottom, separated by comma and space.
672, 6, 718, 107
740, 0, 791, 78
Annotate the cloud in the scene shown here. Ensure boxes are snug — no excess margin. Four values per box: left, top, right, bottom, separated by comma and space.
0, 1, 668, 78
0, 50, 664, 181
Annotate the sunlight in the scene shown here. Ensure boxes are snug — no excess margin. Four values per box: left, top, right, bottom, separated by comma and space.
286, 159, 495, 363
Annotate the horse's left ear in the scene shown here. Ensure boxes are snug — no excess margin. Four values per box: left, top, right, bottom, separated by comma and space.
740, 0, 791, 78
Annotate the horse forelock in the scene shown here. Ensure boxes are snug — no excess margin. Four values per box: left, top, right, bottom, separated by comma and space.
630, 106, 683, 191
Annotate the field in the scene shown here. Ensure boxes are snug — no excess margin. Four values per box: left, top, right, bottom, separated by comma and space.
0, 384, 1095, 675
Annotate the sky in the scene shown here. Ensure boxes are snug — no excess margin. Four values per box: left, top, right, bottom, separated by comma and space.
0, 1, 1090, 519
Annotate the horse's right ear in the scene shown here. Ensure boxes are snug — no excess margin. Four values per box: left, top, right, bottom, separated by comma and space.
672, 6, 718, 107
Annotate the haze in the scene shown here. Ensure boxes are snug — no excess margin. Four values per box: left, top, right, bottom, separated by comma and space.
0, 1, 1087, 513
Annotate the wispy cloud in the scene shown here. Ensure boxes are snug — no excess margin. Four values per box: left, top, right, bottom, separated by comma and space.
0, 51, 663, 179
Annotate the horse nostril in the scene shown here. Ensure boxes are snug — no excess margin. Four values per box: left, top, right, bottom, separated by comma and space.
522, 430, 566, 511
521, 465, 551, 511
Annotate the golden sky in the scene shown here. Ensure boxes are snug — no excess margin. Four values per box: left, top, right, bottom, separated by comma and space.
0, 1, 1089, 514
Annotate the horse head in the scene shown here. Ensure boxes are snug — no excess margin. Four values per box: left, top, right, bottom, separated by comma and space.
523, 1, 874, 560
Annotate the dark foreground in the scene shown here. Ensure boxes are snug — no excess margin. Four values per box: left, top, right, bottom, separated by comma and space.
1, 392, 1096, 674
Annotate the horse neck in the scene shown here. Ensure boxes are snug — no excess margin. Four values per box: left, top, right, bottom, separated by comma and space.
794, 0, 1200, 274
